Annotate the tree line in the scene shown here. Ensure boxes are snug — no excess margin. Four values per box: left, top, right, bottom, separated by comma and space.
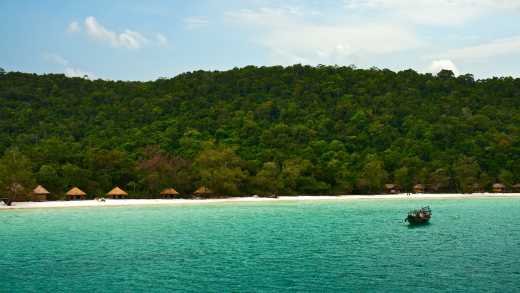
0, 65, 518, 200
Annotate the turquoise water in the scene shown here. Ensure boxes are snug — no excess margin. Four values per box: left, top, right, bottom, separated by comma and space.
1, 198, 520, 292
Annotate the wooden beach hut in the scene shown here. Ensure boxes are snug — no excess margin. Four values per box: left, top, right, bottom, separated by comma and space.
107, 186, 128, 199
492, 183, 506, 193
513, 184, 520, 193
160, 188, 180, 199
193, 186, 213, 197
384, 184, 400, 194
32, 185, 50, 201
413, 184, 425, 194
470, 183, 483, 193
67, 187, 86, 200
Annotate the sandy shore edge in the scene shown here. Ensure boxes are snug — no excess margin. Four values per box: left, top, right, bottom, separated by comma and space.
1, 193, 520, 210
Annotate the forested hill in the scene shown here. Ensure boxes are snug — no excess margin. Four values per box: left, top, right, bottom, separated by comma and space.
0, 65, 518, 198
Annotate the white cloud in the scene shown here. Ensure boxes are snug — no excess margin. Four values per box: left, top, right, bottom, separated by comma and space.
43, 53, 95, 79
67, 21, 80, 33
64, 67, 96, 79
84, 16, 148, 49
155, 33, 168, 47
183, 17, 209, 29
344, 0, 520, 25
227, 7, 422, 65
428, 59, 459, 75
73, 16, 167, 49
437, 36, 520, 61
44, 53, 70, 66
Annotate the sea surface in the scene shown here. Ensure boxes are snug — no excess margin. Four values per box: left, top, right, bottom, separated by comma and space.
1, 198, 520, 292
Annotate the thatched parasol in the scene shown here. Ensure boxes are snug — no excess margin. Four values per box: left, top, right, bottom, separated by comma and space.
33, 185, 50, 195
492, 183, 506, 193
194, 186, 213, 195
414, 184, 425, 193
32, 185, 50, 201
384, 183, 400, 194
66, 187, 86, 200
67, 187, 86, 196
107, 186, 128, 197
513, 183, 520, 192
160, 188, 180, 196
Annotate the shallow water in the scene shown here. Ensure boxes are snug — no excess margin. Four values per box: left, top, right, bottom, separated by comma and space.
1, 198, 520, 292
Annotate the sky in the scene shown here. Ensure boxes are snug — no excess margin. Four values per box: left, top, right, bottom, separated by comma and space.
1, 0, 520, 81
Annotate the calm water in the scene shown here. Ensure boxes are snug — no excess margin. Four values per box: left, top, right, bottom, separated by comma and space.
1, 198, 520, 292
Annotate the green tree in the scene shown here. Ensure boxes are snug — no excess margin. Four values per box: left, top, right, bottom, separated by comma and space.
498, 170, 513, 188
453, 157, 480, 193
137, 146, 194, 194
357, 158, 388, 194
280, 158, 312, 194
37, 165, 61, 196
252, 162, 280, 195
61, 163, 90, 193
0, 66, 518, 196
0, 148, 35, 202
428, 168, 451, 193
194, 146, 247, 195
394, 167, 411, 193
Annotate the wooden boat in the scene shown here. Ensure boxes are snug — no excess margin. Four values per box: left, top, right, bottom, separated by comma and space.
405, 206, 431, 225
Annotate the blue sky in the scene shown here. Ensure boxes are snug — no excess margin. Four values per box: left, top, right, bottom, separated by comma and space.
2, 0, 520, 80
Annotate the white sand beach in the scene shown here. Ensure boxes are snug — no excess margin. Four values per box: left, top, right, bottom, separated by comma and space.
1, 193, 520, 209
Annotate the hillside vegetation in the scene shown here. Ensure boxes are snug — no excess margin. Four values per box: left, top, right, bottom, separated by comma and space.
0, 65, 518, 198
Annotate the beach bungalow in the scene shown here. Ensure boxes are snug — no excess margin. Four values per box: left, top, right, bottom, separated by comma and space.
32, 185, 50, 201
413, 184, 425, 194
384, 184, 400, 194
193, 186, 213, 197
160, 188, 180, 199
67, 187, 86, 200
107, 186, 128, 199
513, 184, 520, 193
470, 183, 483, 193
492, 183, 506, 193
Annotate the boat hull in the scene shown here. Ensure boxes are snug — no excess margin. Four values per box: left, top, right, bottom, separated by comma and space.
406, 215, 431, 225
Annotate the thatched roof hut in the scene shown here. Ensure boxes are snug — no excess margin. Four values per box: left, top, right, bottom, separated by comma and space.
66, 187, 86, 200
384, 184, 400, 194
413, 184, 425, 193
194, 186, 213, 196
33, 185, 50, 195
32, 185, 50, 201
160, 188, 180, 199
513, 183, 520, 193
470, 183, 482, 193
492, 183, 506, 193
107, 186, 128, 199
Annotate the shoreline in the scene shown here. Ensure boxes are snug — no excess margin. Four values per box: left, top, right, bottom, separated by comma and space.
2, 193, 520, 210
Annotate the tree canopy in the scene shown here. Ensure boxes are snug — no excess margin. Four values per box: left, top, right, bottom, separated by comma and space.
0, 65, 518, 197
